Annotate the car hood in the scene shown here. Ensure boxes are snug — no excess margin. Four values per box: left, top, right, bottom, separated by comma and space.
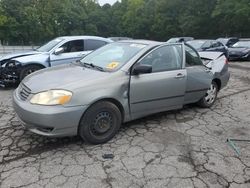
0, 51, 41, 62
199, 52, 223, 60
13, 52, 49, 64
22, 63, 111, 93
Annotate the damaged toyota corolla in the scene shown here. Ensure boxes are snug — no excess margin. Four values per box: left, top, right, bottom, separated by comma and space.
13, 40, 230, 144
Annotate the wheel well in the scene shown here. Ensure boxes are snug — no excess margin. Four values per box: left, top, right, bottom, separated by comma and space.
80, 98, 125, 123
77, 98, 125, 136
23, 63, 46, 69
94, 98, 125, 122
213, 78, 221, 91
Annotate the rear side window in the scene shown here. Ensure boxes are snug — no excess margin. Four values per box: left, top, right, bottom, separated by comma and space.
185, 45, 203, 66
84, 40, 107, 51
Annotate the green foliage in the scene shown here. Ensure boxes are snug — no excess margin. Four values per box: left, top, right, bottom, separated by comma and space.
0, 0, 249, 45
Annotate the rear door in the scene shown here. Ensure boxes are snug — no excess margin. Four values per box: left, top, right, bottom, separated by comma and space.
184, 45, 213, 104
50, 40, 84, 66
129, 44, 186, 119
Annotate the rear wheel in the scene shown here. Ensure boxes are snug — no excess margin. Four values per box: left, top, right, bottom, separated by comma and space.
198, 81, 218, 108
19, 65, 43, 81
78, 101, 122, 144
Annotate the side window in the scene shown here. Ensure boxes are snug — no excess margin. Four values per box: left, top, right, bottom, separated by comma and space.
84, 40, 107, 51
185, 45, 203, 66
60, 40, 84, 53
211, 42, 221, 48
139, 45, 183, 73
218, 42, 224, 47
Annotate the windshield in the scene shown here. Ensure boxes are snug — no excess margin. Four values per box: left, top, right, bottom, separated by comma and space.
187, 40, 206, 49
36, 38, 64, 52
232, 41, 250, 48
217, 38, 227, 45
80, 42, 147, 71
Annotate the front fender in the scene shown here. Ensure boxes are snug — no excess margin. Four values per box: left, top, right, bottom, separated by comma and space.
64, 75, 131, 121
13, 53, 50, 68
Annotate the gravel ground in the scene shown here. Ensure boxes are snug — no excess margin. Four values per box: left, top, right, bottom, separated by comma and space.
0, 62, 250, 188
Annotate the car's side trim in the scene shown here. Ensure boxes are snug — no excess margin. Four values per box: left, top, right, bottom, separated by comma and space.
186, 88, 208, 93
51, 57, 78, 62
131, 95, 185, 105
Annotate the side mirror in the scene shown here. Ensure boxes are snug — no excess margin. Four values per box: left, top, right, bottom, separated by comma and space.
132, 64, 152, 75
54, 47, 64, 55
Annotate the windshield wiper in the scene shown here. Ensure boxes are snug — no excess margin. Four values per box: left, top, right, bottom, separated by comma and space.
81, 62, 105, 72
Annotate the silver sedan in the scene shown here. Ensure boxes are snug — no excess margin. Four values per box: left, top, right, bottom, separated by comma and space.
13, 40, 230, 144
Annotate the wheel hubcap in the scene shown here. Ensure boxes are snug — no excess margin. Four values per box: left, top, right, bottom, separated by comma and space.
205, 84, 217, 104
91, 112, 113, 135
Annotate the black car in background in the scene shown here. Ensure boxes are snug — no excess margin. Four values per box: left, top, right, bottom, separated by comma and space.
228, 40, 250, 61
166, 37, 194, 43
217, 37, 239, 47
187, 40, 228, 57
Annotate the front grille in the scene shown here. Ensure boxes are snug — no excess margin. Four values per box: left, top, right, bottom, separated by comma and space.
18, 83, 31, 101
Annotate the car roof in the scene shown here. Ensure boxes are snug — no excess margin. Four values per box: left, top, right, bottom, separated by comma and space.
108, 37, 133, 41
57, 36, 112, 42
118, 39, 163, 45
240, 38, 250, 41
217, 37, 238, 39
190, 39, 215, 42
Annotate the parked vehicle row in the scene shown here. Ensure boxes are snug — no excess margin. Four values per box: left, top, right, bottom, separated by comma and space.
11, 39, 230, 144
167, 37, 250, 61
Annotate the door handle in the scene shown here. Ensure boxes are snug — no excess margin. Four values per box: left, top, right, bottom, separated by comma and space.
175, 73, 185, 79
78, 53, 86, 57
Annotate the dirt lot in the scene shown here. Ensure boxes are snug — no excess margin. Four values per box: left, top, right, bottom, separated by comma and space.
0, 62, 250, 188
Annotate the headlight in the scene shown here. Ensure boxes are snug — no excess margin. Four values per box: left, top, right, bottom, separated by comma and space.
30, 90, 72, 105
243, 49, 250, 54
6, 60, 21, 68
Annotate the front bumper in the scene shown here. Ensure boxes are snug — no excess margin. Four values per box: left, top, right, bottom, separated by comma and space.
13, 89, 88, 137
0, 65, 19, 87
229, 53, 249, 61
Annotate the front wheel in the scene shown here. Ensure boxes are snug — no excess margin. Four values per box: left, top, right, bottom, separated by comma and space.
198, 81, 218, 108
78, 101, 122, 144
19, 65, 43, 81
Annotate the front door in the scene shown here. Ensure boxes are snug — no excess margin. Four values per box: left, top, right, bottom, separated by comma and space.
130, 44, 186, 119
50, 40, 85, 66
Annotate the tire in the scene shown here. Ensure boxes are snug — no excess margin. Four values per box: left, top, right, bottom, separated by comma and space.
247, 55, 250, 61
198, 81, 218, 108
78, 101, 122, 144
19, 65, 43, 81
